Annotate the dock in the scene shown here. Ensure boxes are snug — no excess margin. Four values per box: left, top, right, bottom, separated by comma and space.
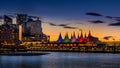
0, 42, 120, 53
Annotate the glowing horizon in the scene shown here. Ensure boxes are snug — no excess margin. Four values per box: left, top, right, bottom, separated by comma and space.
42, 22, 120, 42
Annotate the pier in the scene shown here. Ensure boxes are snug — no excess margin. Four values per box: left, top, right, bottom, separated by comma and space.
1, 43, 120, 53
25, 43, 120, 53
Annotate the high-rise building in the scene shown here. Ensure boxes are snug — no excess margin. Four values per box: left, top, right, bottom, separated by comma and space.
3, 15, 12, 25
0, 24, 19, 45
16, 14, 28, 34
0, 14, 50, 44
21, 16, 49, 43
19, 25, 22, 41
27, 19, 42, 35
16, 14, 27, 25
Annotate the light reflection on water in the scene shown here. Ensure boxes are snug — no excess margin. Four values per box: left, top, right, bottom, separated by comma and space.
0, 52, 120, 68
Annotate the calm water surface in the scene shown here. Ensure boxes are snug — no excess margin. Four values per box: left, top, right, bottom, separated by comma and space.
0, 52, 120, 68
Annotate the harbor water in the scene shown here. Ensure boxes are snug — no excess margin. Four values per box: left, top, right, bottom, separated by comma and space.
0, 52, 120, 68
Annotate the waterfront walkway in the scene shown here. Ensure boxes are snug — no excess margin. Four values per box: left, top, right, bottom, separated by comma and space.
0, 43, 120, 53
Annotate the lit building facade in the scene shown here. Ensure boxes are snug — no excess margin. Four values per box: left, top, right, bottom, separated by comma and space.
27, 19, 42, 35
3, 15, 12, 25
0, 14, 50, 45
16, 14, 49, 43
0, 24, 19, 45
16, 14, 28, 34
16, 14, 27, 25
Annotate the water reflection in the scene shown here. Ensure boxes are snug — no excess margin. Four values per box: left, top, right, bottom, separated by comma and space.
0, 52, 120, 68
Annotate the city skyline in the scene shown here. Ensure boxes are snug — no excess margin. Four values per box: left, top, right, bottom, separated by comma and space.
0, 0, 120, 41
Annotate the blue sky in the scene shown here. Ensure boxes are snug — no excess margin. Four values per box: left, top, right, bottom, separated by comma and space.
0, 0, 120, 41
0, 0, 120, 20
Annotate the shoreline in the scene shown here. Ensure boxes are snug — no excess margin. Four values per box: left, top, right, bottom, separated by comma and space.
0, 43, 120, 53
0, 51, 49, 56
0, 49, 120, 53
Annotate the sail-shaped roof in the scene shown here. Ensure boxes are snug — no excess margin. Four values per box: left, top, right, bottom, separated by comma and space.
86, 31, 99, 42
64, 32, 70, 43
79, 32, 84, 42
71, 32, 77, 43
57, 33, 63, 43
86, 31, 91, 42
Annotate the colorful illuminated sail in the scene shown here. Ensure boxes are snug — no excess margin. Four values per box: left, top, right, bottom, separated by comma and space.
86, 31, 99, 42
86, 31, 91, 42
56, 31, 99, 43
57, 33, 63, 43
71, 32, 77, 43
64, 32, 70, 43
79, 32, 84, 42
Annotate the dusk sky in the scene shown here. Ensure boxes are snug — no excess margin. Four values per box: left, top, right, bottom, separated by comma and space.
0, 0, 120, 41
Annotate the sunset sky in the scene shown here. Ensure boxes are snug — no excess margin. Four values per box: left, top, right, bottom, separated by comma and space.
0, 0, 120, 41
